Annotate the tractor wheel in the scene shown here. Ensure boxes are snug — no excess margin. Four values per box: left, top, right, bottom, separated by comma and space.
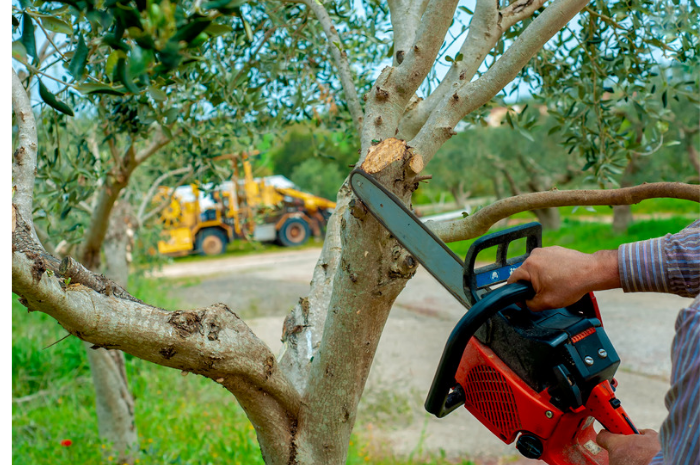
196, 229, 228, 256
276, 218, 310, 247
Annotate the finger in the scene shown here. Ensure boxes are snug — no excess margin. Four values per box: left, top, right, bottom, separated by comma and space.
507, 266, 531, 285
596, 430, 621, 450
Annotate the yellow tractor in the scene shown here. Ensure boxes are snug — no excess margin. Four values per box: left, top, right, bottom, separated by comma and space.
156, 153, 336, 256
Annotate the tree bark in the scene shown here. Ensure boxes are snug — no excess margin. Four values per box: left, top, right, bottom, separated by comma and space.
532, 207, 561, 230
612, 205, 633, 234
688, 142, 699, 176
84, 344, 138, 462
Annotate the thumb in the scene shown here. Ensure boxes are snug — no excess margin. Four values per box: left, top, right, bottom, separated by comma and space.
596, 430, 620, 451
507, 266, 531, 285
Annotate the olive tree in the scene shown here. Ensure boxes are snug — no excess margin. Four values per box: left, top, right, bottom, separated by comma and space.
12, 0, 372, 460
12, 1, 699, 464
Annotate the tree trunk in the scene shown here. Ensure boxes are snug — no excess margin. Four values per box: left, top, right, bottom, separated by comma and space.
532, 207, 561, 230
688, 142, 699, 177
85, 201, 139, 464
612, 204, 633, 234
84, 345, 138, 461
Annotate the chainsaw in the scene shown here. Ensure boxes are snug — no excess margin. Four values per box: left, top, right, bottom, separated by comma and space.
350, 169, 638, 465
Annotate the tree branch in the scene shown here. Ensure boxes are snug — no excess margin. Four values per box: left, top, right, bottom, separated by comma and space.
12, 68, 40, 244
12, 221, 301, 463
135, 126, 175, 165
398, 0, 547, 140
293, 0, 364, 135
427, 182, 700, 242
500, 0, 548, 29
387, 0, 430, 66
360, 0, 460, 155
410, 0, 590, 165
137, 166, 193, 223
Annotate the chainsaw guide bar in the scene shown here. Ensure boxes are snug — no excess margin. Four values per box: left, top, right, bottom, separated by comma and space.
349, 169, 471, 308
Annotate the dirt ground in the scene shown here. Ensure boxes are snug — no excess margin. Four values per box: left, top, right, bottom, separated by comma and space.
155, 247, 692, 463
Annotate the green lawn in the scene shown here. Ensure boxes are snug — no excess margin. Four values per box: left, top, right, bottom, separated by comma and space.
447, 217, 695, 263
12, 283, 471, 465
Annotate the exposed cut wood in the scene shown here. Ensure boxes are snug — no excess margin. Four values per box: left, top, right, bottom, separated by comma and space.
360, 138, 409, 174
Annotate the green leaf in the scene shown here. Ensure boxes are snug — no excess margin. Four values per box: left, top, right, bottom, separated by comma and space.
518, 128, 534, 142
148, 86, 167, 101
202, 0, 246, 10
102, 34, 130, 52
662, 90, 668, 108
115, 57, 139, 93
161, 125, 173, 140
455, 52, 463, 62
41, 16, 73, 35
171, 17, 212, 44
76, 82, 126, 95
12, 15, 20, 28
242, 18, 253, 42
164, 107, 179, 124
129, 46, 153, 77
12, 41, 28, 63
505, 111, 514, 129
21, 13, 37, 60
204, 23, 233, 37
547, 125, 561, 135
458, 5, 473, 14
105, 50, 122, 78
38, 79, 74, 116
68, 33, 88, 80
445, 55, 453, 63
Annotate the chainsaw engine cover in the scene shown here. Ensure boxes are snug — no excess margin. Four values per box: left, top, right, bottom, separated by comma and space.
471, 292, 620, 413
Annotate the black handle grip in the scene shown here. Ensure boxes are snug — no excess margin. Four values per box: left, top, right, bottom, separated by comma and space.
463, 222, 542, 305
425, 282, 536, 418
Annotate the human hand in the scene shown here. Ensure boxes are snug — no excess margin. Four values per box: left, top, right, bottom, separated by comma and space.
506, 246, 620, 311
596, 429, 660, 465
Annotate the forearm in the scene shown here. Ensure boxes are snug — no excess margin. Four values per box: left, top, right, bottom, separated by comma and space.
589, 249, 621, 292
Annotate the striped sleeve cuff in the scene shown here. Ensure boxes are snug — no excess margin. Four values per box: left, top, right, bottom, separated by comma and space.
618, 238, 669, 293
649, 450, 664, 465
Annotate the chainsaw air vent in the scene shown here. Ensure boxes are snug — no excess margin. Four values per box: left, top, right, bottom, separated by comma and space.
464, 365, 521, 434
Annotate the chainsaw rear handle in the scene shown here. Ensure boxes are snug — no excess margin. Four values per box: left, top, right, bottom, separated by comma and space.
425, 282, 535, 418
463, 222, 542, 305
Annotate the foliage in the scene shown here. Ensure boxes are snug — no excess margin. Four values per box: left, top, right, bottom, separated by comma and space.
290, 158, 346, 200
525, 0, 699, 186
266, 124, 358, 199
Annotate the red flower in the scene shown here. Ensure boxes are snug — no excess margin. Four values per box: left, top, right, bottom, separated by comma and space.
60, 439, 72, 447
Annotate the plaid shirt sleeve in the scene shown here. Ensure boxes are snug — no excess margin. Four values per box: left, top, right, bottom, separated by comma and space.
617, 220, 700, 465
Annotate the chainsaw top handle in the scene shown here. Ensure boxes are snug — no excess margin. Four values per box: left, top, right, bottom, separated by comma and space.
463, 222, 542, 306
425, 282, 535, 418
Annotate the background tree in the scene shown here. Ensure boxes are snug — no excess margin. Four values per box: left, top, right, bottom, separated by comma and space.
12, 1, 699, 465
266, 123, 359, 199
12, 0, 382, 460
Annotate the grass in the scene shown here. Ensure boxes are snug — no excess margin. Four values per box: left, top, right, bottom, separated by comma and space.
447, 216, 695, 263
12, 280, 471, 465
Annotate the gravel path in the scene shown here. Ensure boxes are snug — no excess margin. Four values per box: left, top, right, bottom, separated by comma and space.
157, 248, 692, 463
